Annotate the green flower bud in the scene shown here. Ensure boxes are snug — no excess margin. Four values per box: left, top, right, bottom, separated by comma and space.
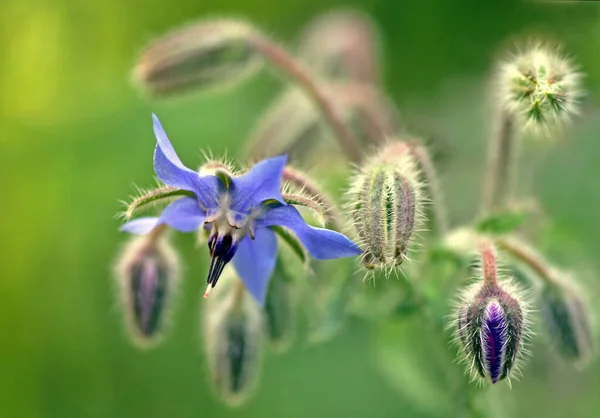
264, 257, 297, 352
497, 43, 583, 135
115, 234, 179, 347
540, 276, 595, 366
203, 268, 264, 406
133, 19, 262, 98
347, 141, 425, 271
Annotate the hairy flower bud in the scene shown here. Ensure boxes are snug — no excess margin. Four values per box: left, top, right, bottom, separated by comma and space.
347, 141, 425, 271
115, 233, 179, 347
133, 19, 262, 98
264, 258, 297, 352
298, 9, 380, 83
203, 268, 264, 406
540, 277, 594, 366
454, 241, 530, 384
497, 43, 582, 135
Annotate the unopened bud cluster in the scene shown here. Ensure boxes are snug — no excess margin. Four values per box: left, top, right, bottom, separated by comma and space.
454, 242, 529, 384
348, 141, 425, 271
115, 234, 179, 346
497, 44, 582, 134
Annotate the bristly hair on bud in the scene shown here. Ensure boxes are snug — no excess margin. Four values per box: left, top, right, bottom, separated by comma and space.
133, 19, 263, 98
346, 140, 427, 274
115, 231, 180, 348
203, 267, 264, 406
452, 240, 531, 385
495, 238, 595, 367
539, 274, 595, 367
497, 41, 583, 136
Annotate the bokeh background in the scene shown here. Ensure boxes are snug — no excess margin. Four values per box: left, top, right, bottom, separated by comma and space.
2, 0, 600, 417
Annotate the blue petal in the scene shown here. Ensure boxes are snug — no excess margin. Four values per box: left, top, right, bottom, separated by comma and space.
257, 205, 362, 260
230, 155, 287, 213
232, 227, 278, 305
156, 196, 206, 232
152, 114, 220, 209
120, 197, 206, 234
120, 217, 159, 234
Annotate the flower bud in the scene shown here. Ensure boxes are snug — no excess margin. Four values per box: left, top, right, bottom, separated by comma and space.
540, 277, 594, 366
264, 258, 297, 352
347, 141, 425, 271
297, 9, 380, 83
203, 267, 264, 406
133, 19, 262, 98
115, 234, 179, 347
497, 43, 582, 135
454, 242, 530, 384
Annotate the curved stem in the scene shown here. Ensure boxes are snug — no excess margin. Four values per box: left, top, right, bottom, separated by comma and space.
495, 237, 556, 284
479, 239, 498, 287
408, 142, 449, 236
249, 34, 362, 163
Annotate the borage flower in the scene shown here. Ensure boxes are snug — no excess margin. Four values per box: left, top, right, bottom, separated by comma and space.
120, 115, 361, 304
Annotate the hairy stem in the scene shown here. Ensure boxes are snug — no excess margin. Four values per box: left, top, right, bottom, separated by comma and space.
481, 112, 516, 215
249, 34, 362, 163
282, 166, 344, 231
495, 237, 556, 284
479, 239, 498, 287
408, 142, 449, 236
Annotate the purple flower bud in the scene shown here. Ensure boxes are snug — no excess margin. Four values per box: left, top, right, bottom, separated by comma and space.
454, 241, 529, 384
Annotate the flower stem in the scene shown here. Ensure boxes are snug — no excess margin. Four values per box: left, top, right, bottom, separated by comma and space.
282, 166, 344, 231
408, 141, 449, 236
495, 237, 556, 285
481, 111, 516, 215
249, 34, 362, 163
479, 239, 498, 287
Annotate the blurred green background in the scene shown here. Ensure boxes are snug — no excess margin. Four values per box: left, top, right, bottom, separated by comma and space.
1, 0, 600, 417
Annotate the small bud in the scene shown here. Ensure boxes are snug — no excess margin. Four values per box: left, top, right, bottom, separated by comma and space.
347, 141, 425, 271
454, 241, 530, 384
297, 9, 380, 83
115, 234, 179, 347
497, 43, 583, 135
540, 276, 594, 366
264, 258, 297, 352
245, 87, 328, 162
203, 268, 264, 406
133, 19, 262, 98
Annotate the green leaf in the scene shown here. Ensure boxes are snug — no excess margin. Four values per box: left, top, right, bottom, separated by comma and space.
476, 211, 528, 235
373, 316, 470, 417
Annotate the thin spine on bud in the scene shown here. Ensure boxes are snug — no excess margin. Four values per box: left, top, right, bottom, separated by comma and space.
347, 140, 425, 271
247, 32, 362, 162
496, 238, 595, 365
115, 225, 179, 347
203, 269, 264, 406
453, 240, 530, 384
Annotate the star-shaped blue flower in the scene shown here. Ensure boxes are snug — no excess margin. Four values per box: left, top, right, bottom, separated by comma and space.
121, 115, 361, 305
